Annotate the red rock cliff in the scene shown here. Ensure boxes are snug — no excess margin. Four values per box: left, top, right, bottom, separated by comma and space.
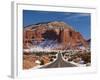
23, 21, 89, 50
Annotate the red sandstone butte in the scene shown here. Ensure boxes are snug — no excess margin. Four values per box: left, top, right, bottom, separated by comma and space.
23, 21, 89, 50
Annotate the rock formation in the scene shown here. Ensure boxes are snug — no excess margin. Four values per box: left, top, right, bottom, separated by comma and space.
23, 21, 89, 50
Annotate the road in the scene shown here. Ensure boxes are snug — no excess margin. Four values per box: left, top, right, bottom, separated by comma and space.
41, 53, 76, 68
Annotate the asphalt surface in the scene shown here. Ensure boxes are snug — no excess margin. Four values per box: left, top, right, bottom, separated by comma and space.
41, 53, 76, 68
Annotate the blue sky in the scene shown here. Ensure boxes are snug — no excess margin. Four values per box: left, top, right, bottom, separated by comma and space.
23, 10, 91, 39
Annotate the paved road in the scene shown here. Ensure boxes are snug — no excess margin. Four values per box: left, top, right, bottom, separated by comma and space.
41, 53, 76, 68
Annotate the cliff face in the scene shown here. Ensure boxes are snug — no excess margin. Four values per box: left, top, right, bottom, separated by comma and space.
23, 21, 89, 50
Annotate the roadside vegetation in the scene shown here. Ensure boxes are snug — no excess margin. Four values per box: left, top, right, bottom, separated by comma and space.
23, 52, 57, 69
62, 51, 91, 66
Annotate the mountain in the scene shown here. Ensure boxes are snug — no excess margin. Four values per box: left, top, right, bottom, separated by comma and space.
23, 21, 89, 50
87, 39, 91, 43
86, 39, 91, 47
